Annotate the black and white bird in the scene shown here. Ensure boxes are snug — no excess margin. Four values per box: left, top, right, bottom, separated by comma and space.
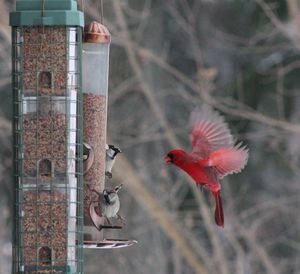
105, 144, 122, 179
89, 184, 124, 230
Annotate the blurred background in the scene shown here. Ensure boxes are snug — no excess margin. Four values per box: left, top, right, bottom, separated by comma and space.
1, 0, 300, 273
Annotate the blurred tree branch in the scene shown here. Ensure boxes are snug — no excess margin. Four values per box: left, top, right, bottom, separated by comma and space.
137, 48, 300, 134
113, 152, 208, 274
111, 2, 231, 273
112, 0, 180, 149
256, 0, 300, 47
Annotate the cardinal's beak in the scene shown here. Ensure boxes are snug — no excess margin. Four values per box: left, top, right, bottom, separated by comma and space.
164, 155, 172, 164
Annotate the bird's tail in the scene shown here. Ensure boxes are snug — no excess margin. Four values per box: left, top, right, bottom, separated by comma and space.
212, 190, 224, 228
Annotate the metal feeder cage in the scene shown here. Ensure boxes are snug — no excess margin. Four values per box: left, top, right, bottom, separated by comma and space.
10, 0, 84, 273
10, 1, 137, 272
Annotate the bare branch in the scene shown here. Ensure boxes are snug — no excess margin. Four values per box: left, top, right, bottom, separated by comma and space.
114, 153, 208, 274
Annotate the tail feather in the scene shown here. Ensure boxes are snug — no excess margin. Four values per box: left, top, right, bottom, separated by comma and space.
213, 191, 224, 227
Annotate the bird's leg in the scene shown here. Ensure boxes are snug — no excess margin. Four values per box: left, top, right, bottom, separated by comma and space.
105, 171, 112, 178
204, 182, 221, 193
104, 216, 112, 226
117, 214, 126, 225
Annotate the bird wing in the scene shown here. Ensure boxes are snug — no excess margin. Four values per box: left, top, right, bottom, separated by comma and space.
190, 105, 234, 158
208, 143, 249, 178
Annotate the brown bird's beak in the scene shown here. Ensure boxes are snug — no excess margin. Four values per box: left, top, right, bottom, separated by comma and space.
114, 184, 123, 193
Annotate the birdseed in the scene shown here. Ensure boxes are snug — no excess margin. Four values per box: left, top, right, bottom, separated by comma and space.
83, 93, 107, 224
23, 190, 68, 266
23, 113, 67, 178
23, 27, 67, 96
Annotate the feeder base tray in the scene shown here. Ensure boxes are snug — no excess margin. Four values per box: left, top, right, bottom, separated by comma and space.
20, 265, 73, 274
83, 239, 137, 249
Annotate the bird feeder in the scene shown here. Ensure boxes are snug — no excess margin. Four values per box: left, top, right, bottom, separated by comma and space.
82, 22, 136, 249
10, 0, 84, 273
82, 21, 114, 242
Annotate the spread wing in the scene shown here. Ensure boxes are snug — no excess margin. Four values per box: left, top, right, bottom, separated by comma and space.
190, 105, 234, 159
208, 143, 249, 179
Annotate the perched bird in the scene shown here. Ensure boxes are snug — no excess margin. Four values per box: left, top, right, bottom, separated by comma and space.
89, 184, 124, 230
164, 105, 248, 227
105, 144, 122, 178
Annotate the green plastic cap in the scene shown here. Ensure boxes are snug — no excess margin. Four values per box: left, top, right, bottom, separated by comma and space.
10, 0, 84, 27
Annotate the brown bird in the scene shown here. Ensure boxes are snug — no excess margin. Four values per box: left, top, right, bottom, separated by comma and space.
89, 184, 124, 230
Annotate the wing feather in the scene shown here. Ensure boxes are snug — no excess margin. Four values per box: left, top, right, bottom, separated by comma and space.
208, 143, 249, 178
190, 105, 234, 158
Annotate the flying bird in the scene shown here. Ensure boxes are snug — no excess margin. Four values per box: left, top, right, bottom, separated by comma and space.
164, 105, 248, 227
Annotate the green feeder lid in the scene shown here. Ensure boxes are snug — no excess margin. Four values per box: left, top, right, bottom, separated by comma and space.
10, 0, 84, 27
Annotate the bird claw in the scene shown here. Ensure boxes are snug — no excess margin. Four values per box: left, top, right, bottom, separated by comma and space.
117, 214, 126, 225
105, 171, 112, 179
105, 216, 112, 226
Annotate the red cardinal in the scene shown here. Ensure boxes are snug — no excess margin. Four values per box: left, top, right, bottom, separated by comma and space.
164, 105, 248, 227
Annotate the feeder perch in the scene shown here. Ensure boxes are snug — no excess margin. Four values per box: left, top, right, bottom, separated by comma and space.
10, 0, 84, 273
83, 142, 94, 174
